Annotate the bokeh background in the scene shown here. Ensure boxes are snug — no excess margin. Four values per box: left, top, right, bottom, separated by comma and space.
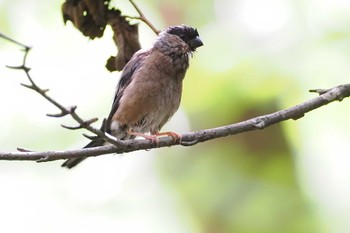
1, 0, 350, 232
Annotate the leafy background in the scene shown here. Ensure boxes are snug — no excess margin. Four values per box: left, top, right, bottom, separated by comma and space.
1, 0, 350, 232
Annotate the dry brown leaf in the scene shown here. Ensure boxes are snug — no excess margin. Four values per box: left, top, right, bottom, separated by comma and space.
62, 0, 141, 71
106, 10, 141, 71
62, 0, 109, 39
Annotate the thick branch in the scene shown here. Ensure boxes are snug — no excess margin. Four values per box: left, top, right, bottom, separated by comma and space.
0, 83, 349, 162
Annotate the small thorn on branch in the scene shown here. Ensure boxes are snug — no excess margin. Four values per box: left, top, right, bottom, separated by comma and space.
309, 88, 329, 95
6, 65, 25, 70
64, 105, 77, 114
17, 147, 35, 152
61, 124, 84, 130
47, 111, 70, 117
20, 83, 35, 89
22, 46, 32, 52
67, 105, 77, 113
83, 133, 99, 140
47, 106, 77, 117
310, 86, 347, 101
83, 117, 99, 126
6, 65, 31, 73
20, 83, 49, 94
61, 118, 98, 130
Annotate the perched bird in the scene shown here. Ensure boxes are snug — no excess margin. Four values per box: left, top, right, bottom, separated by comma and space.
62, 25, 203, 168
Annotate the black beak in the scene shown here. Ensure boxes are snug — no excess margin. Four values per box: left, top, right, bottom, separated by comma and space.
188, 36, 203, 50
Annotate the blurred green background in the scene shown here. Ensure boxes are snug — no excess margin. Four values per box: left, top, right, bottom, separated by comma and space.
1, 0, 350, 232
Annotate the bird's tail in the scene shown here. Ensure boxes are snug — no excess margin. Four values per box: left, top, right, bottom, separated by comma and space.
61, 158, 85, 169
61, 119, 135, 169
62, 119, 108, 169
61, 138, 105, 169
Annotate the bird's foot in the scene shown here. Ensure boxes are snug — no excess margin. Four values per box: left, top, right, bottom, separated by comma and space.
127, 130, 160, 144
154, 131, 182, 142
127, 130, 182, 144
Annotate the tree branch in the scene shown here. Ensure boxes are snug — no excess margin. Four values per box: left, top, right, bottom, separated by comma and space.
0, 82, 349, 162
1, 33, 126, 149
127, 0, 160, 34
2, 33, 350, 163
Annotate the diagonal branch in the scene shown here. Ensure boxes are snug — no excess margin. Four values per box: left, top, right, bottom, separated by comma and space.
0, 82, 348, 162
1, 32, 126, 149
128, 0, 160, 34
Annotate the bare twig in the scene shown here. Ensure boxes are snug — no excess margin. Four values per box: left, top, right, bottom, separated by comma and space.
2, 33, 126, 148
128, 0, 160, 34
61, 117, 98, 130
0, 32, 31, 50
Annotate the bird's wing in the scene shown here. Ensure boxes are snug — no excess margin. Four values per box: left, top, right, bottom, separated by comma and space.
105, 49, 150, 132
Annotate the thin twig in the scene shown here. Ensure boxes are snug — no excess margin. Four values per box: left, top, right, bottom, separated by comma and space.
0, 32, 31, 50
3, 34, 126, 149
128, 0, 160, 34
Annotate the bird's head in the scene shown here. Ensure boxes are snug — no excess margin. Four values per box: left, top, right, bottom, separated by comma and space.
165, 25, 203, 52
155, 25, 203, 55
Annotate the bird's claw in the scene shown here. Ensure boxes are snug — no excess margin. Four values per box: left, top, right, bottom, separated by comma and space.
155, 131, 182, 142
127, 130, 182, 145
127, 130, 160, 145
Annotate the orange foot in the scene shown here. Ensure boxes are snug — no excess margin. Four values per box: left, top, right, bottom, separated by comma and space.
127, 130, 182, 144
154, 131, 182, 142
127, 130, 160, 144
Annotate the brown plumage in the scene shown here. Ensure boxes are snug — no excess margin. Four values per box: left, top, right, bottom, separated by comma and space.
62, 25, 203, 168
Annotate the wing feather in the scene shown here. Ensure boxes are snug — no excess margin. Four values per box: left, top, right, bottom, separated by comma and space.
105, 49, 149, 132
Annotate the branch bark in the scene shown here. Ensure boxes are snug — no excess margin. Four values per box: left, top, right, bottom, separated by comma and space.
0, 83, 349, 162
128, 0, 160, 34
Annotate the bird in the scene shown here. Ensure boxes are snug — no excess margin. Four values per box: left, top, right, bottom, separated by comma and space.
62, 25, 203, 168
